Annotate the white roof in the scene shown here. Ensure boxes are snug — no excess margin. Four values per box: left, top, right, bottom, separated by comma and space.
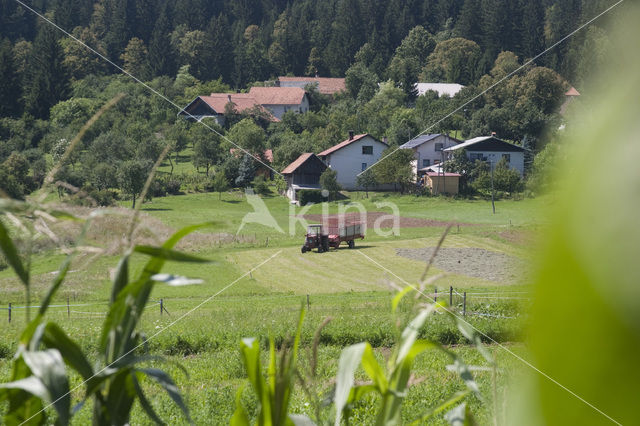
443, 136, 525, 152
416, 83, 464, 97
444, 136, 492, 151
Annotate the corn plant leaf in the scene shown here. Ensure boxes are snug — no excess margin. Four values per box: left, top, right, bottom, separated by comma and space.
453, 316, 493, 365
104, 369, 136, 425
21, 349, 71, 426
444, 402, 477, 426
391, 285, 415, 313
131, 371, 164, 425
110, 253, 129, 304
360, 344, 387, 394
33, 323, 94, 380
230, 384, 251, 426
447, 359, 481, 400
396, 304, 435, 367
0, 357, 46, 426
409, 391, 470, 425
39, 255, 73, 317
334, 342, 368, 426
239, 337, 271, 422
0, 219, 29, 287
133, 245, 213, 263
139, 368, 193, 424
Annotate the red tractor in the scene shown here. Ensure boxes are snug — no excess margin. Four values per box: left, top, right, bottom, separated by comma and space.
301, 222, 364, 253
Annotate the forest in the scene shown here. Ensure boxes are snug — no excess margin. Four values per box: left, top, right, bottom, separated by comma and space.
0, 0, 617, 203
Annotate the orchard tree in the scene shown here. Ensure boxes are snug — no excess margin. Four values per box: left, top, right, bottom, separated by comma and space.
319, 168, 341, 200
211, 171, 229, 200
117, 160, 152, 208
356, 168, 378, 198
227, 118, 267, 155
374, 148, 414, 193
422, 37, 481, 85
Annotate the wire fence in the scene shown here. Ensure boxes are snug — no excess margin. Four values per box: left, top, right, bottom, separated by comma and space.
2, 286, 531, 323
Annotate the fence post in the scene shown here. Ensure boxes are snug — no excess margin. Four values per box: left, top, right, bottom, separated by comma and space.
307, 294, 310, 311
434, 287, 437, 303
8, 303, 11, 323
67, 295, 70, 319
160, 299, 163, 316
449, 286, 453, 306
463, 292, 467, 317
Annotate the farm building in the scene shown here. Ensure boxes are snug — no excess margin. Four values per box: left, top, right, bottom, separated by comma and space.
276, 76, 347, 96
177, 93, 277, 126
248, 87, 309, 119
281, 153, 327, 202
423, 172, 460, 195
399, 134, 460, 180
444, 135, 526, 176
318, 132, 388, 190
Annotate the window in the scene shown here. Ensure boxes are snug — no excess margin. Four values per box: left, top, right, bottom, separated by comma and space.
362, 145, 373, 155
435, 143, 444, 151
422, 159, 430, 168
502, 154, 511, 162
469, 153, 484, 161
361, 163, 367, 171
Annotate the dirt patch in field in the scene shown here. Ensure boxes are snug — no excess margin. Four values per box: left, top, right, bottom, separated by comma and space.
395, 247, 527, 283
301, 212, 474, 229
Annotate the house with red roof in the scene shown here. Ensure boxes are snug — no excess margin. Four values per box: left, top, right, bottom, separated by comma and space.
276, 76, 347, 96
177, 93, 277, 126
281, 153, 327, 201
248, 87, 309, 119
318, 132, 388, 190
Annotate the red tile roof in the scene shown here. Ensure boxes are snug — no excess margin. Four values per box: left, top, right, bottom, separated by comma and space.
565, 87, 580, 96
277, 77, 347, 95
282, 153, 315, 174
318, 134, 386, 157
248, 87, 306, 105
199, 93, 278, 121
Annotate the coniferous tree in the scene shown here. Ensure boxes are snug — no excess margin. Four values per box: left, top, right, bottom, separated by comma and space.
0, 38, 21, 117
149, 6, 176, 77
207, 14, 234, 82
22, 24, 69, 119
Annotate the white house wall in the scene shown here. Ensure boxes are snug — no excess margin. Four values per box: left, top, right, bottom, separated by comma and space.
412, 135, 459, 173
263, 96, 310, 120
325, 136, 387, 190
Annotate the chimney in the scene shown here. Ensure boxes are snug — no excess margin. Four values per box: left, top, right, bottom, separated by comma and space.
348, 130, 354, 140
491, 131, 497, 137
227, 94, 232, 103
383, 136, 388, 144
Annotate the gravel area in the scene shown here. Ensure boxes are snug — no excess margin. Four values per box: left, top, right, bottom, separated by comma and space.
395, 247, 527, 283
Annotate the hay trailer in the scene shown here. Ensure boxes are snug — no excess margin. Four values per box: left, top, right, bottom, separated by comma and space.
301, 222, 364, 253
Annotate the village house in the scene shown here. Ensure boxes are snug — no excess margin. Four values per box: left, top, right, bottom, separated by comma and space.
276, 76, 347, 96
318, 132, 388, 190
177, 93, 277, 126
443, 135, 526, 176
281, 153, 327, 202
248, 87, 309, 120
415, 82, 465, 98
399, 134, 460, 180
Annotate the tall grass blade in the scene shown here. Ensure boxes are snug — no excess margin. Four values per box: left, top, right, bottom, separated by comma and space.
138, 368, 193, 424
334, 342, 367, 426
0, 219, 29, 287
133, 245, 213, 263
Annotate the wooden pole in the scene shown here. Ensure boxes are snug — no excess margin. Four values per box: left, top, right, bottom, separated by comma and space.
449, 286, 453, 306
434, 287, 437, 303
463, 292, 467, 316
160, 299, 163, 316
8, 303, 11, 323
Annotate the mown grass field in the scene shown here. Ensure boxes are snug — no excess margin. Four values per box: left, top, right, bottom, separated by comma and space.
0, 191, 545, 424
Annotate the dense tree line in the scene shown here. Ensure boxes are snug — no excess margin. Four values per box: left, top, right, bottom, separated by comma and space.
0, 0, 621, 203
0, 0, 620, 120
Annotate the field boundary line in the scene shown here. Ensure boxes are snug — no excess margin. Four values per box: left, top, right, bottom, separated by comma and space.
356, 250, 622, 425
19, 250, 282, 426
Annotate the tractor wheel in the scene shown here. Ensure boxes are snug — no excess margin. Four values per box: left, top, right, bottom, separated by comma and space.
317, 246, 324, 253
348, 240, 355, 249
301, 246, 307, 254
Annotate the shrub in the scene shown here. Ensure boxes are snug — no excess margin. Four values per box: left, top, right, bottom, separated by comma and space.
252, 176, 270, 196
298, 189, 326, 205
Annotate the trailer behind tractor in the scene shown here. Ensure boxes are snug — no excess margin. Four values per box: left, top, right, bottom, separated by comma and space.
301, 222, 364, 253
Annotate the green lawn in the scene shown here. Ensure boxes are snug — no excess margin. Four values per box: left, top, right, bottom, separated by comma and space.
0, 191, 543, 424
